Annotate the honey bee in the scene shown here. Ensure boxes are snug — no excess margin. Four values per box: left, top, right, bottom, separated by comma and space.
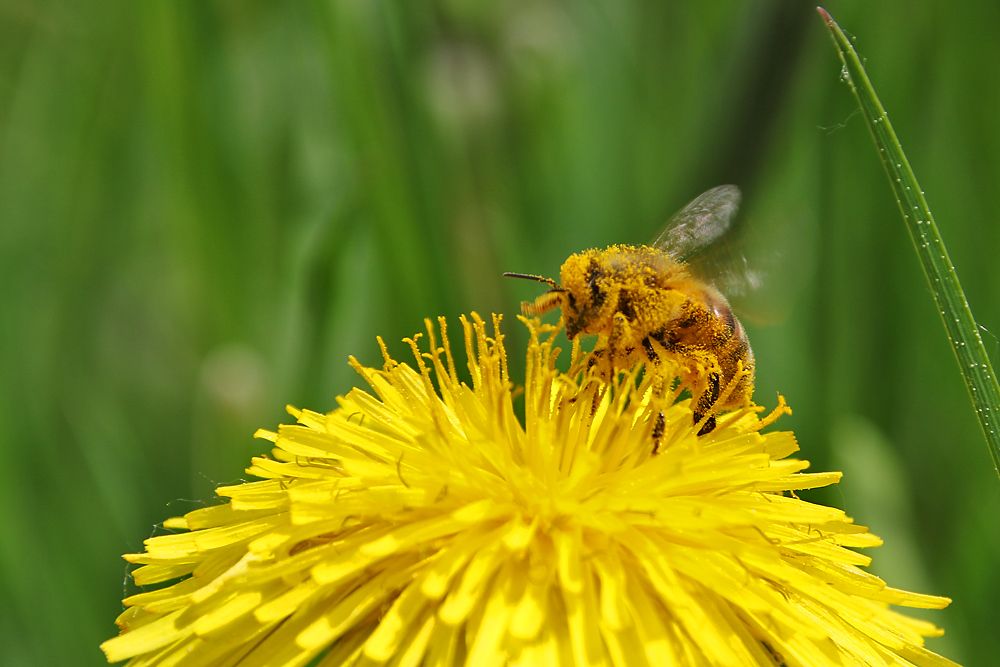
505, 185, 755, 435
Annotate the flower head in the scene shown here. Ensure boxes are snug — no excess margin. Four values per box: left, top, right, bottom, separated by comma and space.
103, 314, 957, 666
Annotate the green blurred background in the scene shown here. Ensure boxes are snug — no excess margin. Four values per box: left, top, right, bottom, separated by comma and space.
2, 0, 997, 664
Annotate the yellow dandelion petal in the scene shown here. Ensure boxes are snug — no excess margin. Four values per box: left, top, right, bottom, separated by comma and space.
103, 313, 960, 667
508, 572, 548, 641
362, 572, 430, 662
438, 540, 504, 626
464, 563, 520, 667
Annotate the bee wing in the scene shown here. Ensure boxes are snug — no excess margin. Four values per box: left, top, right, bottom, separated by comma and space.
682, 191, 810, 326
657, 184, 775, 305
652, 185, 742, 262
684, 230, 765, 299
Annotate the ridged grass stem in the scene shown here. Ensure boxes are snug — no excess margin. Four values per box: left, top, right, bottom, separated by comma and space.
819, 7, 1000, 480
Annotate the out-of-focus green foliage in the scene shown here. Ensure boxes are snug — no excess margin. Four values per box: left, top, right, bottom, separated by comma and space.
1, 1, 997, 664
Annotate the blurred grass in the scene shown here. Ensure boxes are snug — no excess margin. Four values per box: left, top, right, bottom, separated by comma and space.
1, 1, 998, 664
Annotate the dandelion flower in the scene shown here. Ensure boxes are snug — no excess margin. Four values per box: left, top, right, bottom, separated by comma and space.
102, 314, 958, 666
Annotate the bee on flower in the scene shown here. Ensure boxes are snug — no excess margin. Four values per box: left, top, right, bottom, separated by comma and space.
506, 186, 759, 435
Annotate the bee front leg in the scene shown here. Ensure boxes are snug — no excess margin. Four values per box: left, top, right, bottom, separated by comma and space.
608, 313, 642, 370
586, 345, 608, 372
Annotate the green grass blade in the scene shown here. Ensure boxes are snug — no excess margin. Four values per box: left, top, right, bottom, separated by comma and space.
818, 7, 1000, 480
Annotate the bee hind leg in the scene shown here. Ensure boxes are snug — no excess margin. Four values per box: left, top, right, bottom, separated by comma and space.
697, 414, 716, 436
693, 371, 721, 435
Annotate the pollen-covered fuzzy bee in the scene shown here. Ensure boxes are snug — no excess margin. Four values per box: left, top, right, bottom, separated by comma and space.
505, 185, 756, 435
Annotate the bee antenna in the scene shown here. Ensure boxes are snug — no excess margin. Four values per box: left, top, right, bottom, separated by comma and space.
503, 272, 560, 289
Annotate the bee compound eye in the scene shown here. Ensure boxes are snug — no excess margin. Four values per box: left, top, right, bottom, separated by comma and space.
565, 318, 582, 339
588, 275, 607, 309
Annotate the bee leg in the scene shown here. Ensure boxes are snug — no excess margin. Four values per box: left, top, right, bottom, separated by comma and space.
609, 313, 644, 369
641, 337, 659, 366
587, 346, 609, 375
586, 347, 601, 370
651, 411, 665, 454
693, 371, 721, 435
697, 414, 717, 436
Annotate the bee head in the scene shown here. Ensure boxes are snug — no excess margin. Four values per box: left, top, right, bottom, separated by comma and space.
503, 251, 616, 339
558, 252, 615, 339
